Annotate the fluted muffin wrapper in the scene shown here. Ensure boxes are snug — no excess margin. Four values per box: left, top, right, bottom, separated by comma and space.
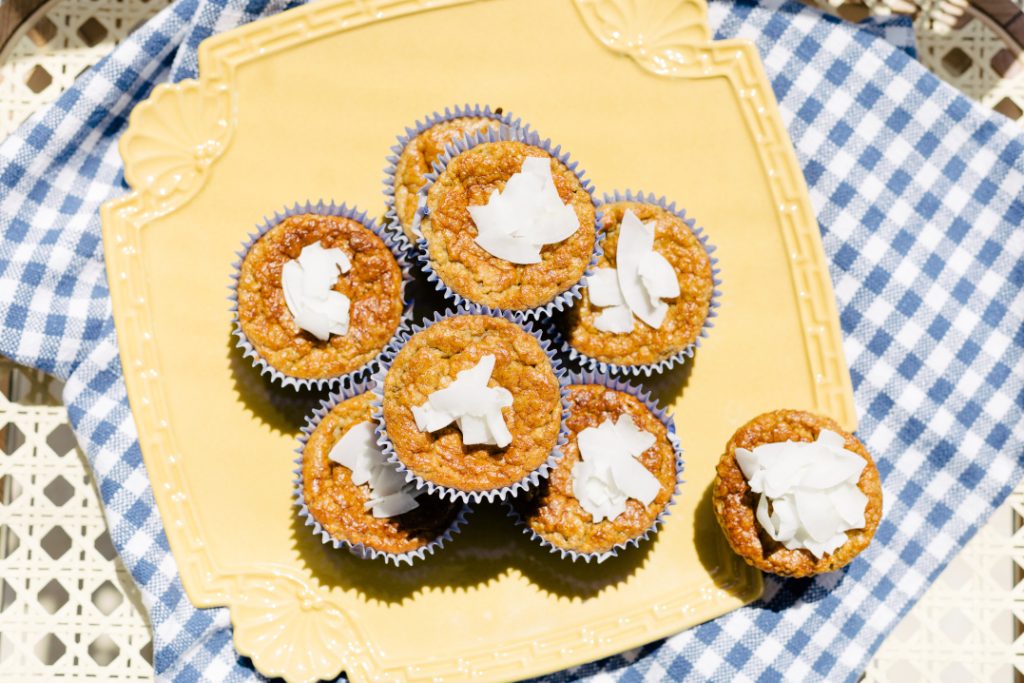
550, 189, 721, 377
382, 103, 521, 255
416, 126, 604, 322
505, 370, 685, 564
294, 376, 472, 566
370, 306, 571, 504
229, 200, 414, 392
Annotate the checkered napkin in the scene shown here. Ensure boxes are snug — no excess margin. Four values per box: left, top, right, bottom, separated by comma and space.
0, 0, 1021, 679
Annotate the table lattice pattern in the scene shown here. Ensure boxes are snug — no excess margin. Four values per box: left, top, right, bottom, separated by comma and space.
915, 3, 1024, 123
0, 361, 153, 680
0, 0, 1021, 680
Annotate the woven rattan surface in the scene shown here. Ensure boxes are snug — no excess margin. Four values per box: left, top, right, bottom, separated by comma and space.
0, 0, 1020, 680
0, 361, 153, 679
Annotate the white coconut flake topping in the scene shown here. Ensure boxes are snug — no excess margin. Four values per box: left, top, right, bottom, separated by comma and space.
328, 421, 421, 518
411, 355, 514, 448
571, 415, 663, 523
736, 429, 869, 558
467, 156, 580, 264
588, 209, 680, 333
282, 242, 352, 341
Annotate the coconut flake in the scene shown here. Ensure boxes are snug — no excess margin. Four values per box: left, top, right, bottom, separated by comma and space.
328, 420, 420, 518
281, 242, 352, 341
736, 428, 870, 559
735, 447, 759, 482
366, 491, 419, 518
587, 268, 624, 307
831, 485, 869, 528
617, 210, 678, 328
770, 496, 799, 541
468, 156, 580, 264
594, 306, 634, 334
571, 415, 663, 523
587, 210, 680, 333
756, 494, 776, 537
611, 455, 661, 505
795, 490, 843, 542
639, 253, 680, 301
411, 355, 514, 448
588, 267, 635, 333
800, 450, 866, 490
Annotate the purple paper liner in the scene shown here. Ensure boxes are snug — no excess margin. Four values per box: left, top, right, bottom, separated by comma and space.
370, 306, 571, 504
382, 103, 520, 254
415, 125, 604, 322
548, 189, 722, 378
228, 200, 414, 392
293, 376, 472, 566
505, 371, 685, 564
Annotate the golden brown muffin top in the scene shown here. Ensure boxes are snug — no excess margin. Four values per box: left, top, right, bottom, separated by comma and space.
421, 141, 596, 311
302, 391, 462, 554
382, 314, 563, 494
712, 409, 883, 578
515, 384, 678, 556
563, 201, 715, 367
392, 116, 500, 243
236, 213, 404, 380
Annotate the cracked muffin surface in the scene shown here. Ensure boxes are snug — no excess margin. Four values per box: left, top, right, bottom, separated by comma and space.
421, 140, 596, 311
302, 391, 462, 554
236, 213, 404, 380
712, 409, 883, 577
514, 384, 678, 556
562, 201, 714, 367
382, 314, 562, 493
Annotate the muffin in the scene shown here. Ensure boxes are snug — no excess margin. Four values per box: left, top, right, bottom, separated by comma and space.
712, 409, 883, 577
375, 311, 566, 503
296, 383, 467, 565
418, 128, 599, 318
558, 191, 718, 375
385, 105, 514, 244
510, 378, 682, 562
232, 202, 407, 389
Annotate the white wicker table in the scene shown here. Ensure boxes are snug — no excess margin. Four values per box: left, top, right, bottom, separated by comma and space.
0, 1, 1020, 679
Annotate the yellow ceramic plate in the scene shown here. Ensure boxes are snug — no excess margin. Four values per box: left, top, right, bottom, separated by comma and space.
100, 1, 855, 681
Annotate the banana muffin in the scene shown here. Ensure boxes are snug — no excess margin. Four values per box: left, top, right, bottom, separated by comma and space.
235, 206, 404, 384
712, 409, 883, 577
379, 313, 564, 502
300, 389, 464, 559
420, 138, 597, 313
561, 198, 716, 370
512, 382, 679, 561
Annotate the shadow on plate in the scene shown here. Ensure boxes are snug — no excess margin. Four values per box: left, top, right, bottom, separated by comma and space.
290, 500, 654, 605
513, 515, 657, 601
642, 352, 693, 408
227, 332, 324, 436
693, 479, 760, 598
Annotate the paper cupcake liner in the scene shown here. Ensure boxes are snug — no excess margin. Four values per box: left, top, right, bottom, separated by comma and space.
370, 306, 571, 504
416, 126, 604, 322
549, 189, 722, 377
228, 200, 414, 392
505, 370, 685, 564
293, 376, 472, 566
382, 103, 521, 254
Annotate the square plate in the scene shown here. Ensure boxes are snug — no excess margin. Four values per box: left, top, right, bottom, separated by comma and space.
101, 1, 854, 681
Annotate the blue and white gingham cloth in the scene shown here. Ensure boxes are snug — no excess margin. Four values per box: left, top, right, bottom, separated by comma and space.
0, 0, 1021, 680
